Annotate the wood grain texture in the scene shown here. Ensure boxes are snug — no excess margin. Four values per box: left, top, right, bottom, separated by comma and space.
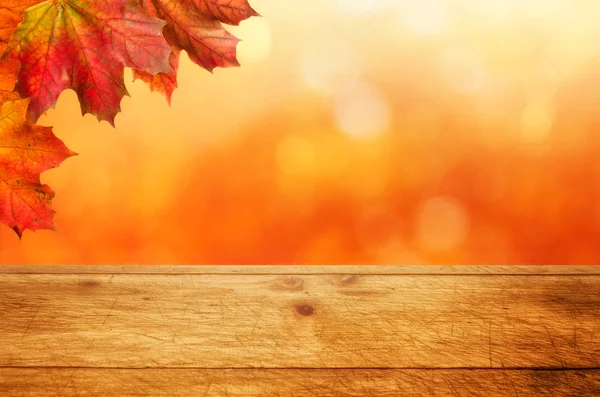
1, 369, 598, 396
0, 273, 598, 369
1, 267, 598, 396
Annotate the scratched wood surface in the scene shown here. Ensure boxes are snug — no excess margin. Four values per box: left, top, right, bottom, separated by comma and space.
0, 266, 598, 396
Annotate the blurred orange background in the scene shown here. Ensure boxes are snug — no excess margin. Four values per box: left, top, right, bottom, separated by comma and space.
1, 0, 600, 264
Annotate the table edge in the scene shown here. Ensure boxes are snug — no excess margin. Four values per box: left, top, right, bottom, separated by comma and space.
0, 265, 598, 275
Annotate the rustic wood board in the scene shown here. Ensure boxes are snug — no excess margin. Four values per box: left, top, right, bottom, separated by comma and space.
0, 369, 598, 396
0, 266, 598, 396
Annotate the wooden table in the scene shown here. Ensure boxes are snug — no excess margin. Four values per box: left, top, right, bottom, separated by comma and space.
0, 266, 598, 396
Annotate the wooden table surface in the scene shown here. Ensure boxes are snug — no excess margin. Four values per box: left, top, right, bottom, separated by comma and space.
0, 266, 598, 396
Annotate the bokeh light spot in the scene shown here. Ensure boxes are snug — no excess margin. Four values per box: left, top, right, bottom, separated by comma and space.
439, 47, 487, 94
417, 196, 469, 251
520, 101, 555, 143
464, 0, 515, 25
276, 136, 316, 176
299, 41, 362, 95
522, 0, 561, 19
334, 81, 391, 139
316, 133, 351, 178
336, 0, 388, 15
394, 0, 449, 36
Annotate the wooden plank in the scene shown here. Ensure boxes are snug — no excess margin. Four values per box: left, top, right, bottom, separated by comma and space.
0, 369, 598, 396
0, 274, 598, 368
1, 265, 599, 275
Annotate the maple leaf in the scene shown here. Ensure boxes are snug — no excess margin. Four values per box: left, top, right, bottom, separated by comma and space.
3, 0, 173, 125
0, 59, 75, 238
0, 0, 40, 54
192, 0, 260, 26
135, 0, 258, 100
0, 57, 20, 102
133, 49, 180, 104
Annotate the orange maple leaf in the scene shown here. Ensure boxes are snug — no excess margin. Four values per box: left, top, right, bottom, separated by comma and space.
0, 59, 75, 238
0, 0, 39, 53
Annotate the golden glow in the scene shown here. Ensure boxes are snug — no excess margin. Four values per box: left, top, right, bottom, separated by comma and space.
1, 0, 600, 264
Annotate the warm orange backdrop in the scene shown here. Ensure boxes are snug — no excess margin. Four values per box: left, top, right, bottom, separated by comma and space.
1, 0, 600, 264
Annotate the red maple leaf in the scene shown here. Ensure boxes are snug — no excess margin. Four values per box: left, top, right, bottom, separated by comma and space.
134, 0, 258, 100
0, 59, 75, 238
133, 49, 180, 104
3, 0, 173, 125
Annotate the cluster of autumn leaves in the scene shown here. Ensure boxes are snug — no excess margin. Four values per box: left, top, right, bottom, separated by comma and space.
0, 0, 258, 238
